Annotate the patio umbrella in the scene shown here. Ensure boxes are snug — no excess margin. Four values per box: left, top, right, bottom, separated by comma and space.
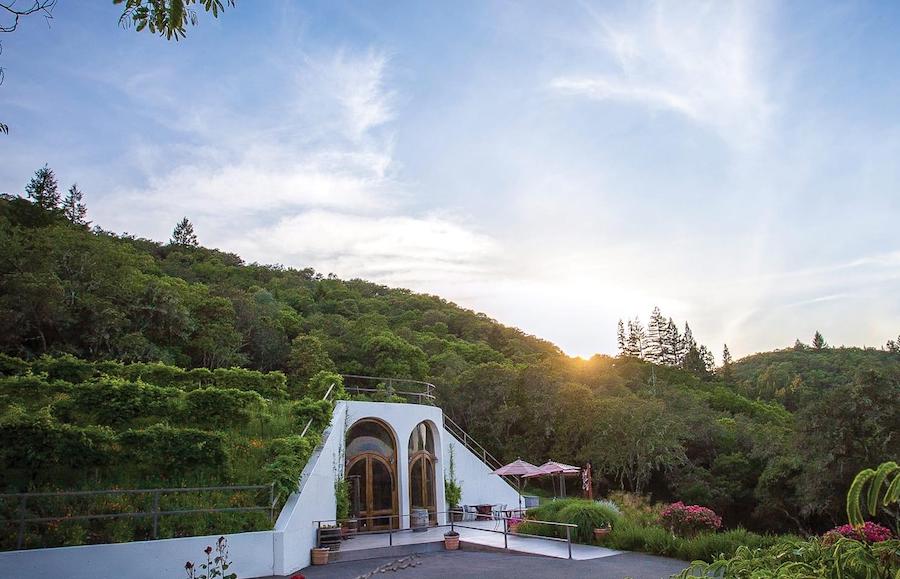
523, 460, 581, 498
492, 459, 542, 513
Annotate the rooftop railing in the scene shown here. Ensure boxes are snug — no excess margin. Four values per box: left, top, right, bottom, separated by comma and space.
340, 374, 436, 405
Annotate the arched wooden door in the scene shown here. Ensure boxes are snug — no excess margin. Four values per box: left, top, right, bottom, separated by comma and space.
408, 421, 437, 524
346, 419, 398, 530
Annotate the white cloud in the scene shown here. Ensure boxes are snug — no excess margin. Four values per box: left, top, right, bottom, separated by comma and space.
550, 0, 774, 147
91, 46, 500, 292
231, 210, 499, 285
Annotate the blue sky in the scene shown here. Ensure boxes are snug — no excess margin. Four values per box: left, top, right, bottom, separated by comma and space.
3, 1, 900, 359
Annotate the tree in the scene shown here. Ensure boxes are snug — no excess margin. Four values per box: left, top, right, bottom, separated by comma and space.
625, 318, 645, 358
24, 164, 60, 210
664, 317, 680, 366
171, 217, 198, 247
616, 319, 626, 356
812, 331, 827, 350
286, 334, 335, 389
115, 0, 235, 40
721, 344, 733, 384
645, 306, 665, 363
62, 184, 88, 225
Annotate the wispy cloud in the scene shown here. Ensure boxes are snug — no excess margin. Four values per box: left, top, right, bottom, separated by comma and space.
549, 0, 774, 147
91, 46, 499, 288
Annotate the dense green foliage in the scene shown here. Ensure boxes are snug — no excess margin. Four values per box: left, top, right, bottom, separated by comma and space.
0, 355, 333, 549
1, 192, 898, 538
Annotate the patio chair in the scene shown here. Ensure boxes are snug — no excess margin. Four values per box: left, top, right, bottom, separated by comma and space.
492, 504, 507, 520
463, 505, 478, 522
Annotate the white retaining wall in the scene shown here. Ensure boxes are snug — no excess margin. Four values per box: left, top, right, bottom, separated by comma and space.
0, 400, 519, 578
0, 531, 275, 579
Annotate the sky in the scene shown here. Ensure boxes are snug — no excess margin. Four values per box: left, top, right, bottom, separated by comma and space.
2, 0, 900, 360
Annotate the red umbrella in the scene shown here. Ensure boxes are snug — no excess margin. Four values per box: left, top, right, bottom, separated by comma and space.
492, 459, 541, 512
523, 460, 582, 497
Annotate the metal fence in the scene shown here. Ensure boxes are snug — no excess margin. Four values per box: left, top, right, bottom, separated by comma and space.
313, 510, 578, 559
0, 483, 275, 550
340, 374, 436, 405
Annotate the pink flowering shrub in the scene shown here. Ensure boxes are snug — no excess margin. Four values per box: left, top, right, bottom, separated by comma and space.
824, 522, 893, 544
659, 502, 722, 537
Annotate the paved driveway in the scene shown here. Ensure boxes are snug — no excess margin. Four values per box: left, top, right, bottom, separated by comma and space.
295, 550, 689, 579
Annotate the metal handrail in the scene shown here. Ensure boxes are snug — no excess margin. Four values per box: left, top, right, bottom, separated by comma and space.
313, 509, 576, 559
299, 382, 336, 438
340, 374, 436, 405
442, 414, 517, 487
0, 484, 276, 550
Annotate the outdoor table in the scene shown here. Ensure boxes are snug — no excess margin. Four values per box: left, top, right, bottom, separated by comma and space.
474, 504, 494, 519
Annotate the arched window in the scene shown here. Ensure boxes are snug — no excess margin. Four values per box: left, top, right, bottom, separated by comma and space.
346, 419, 398, 530
408, 421, 437, 523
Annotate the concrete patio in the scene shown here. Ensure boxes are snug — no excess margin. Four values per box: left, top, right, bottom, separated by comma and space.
329, 519, 621, 562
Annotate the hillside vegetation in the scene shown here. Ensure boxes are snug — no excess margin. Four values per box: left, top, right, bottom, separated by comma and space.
1, 190, 898, 541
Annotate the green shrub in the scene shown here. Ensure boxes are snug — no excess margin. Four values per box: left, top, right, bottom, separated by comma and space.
212, 367, 287, 399
305, 370, 346, 400
119, 424, 228, 476
70, 379, 183, 426
32, 354, 96, 384
292, 397, 332, 431
0, 353, 30, 376
184, 387, 266, 427
558, 501, 622, 543
265, 435, 318, 499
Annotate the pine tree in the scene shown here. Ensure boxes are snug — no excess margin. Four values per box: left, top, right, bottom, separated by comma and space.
625, 318, 646, 358
812, 331, 827, 350
886, 335, 900, 353
25, 164, 60, 210
62, 184, 88, 225
645, 307, 665, 363
681, 322, 696, 366
664, 317, 680, 366
171, 217, 199, 247
699, 344, 715, 374
616, 319, 626, 356
721, 344, 733, 384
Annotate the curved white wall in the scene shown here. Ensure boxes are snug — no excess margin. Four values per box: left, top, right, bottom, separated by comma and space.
0, 400, 519, 579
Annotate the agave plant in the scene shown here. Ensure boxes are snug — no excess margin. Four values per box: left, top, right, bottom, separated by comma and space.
846, 461, 900, 528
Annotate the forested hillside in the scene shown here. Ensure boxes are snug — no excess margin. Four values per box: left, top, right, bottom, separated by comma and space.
1, 181, 898, 536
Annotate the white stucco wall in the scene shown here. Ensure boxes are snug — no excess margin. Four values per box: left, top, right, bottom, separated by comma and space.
443, 438, 521, 510
0, 531, 275, 579
0, 400, 519, 579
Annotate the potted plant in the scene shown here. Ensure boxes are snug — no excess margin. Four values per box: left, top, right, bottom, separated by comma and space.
507, 516, 522, 534
593, 523, 611, 540
445, 446, 463, 522
335, 476, 356, 539
310, 547, 329, 565
443, 530, 460, 550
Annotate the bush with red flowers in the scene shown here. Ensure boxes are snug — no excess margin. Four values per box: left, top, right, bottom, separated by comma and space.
824, 521, 893, 544
659, 502, 722, 537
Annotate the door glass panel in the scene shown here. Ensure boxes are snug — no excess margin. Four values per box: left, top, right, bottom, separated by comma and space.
347, 460, 366, 519
424, 458, 435, 508
410, 457, 424, 509
371, 459, 393, 513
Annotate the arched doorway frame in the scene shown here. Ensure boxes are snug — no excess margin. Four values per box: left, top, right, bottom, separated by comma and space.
345, 417, 400, 530
407, 419, 439, 524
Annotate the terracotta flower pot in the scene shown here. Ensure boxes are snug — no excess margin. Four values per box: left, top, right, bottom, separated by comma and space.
444, 532, 460, 550
311, 547, 329, 565
593, 527, 611, 540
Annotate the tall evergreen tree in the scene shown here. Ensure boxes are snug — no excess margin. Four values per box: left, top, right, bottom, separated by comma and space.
663, 317, 680, 366
699, 344, 716, 374
171, 217, 199, 247
721, 343, 733, 384
25, 164, 60, 210
812, 331, 827, 350
616, 319, 626, 356
681, 322, 696, 366
62, 184, 88, 225
645, 306, 665, 363
625, 317, 646, 358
